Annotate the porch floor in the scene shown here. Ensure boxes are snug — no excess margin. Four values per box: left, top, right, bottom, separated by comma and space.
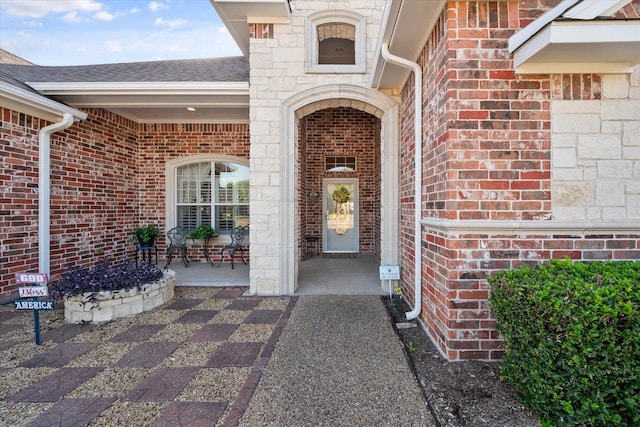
297, 255, 384, 295
167, 255, 384, 295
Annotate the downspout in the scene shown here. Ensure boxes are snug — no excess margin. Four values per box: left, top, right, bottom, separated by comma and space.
381, 43, 422, 321
39, 113, 75, 276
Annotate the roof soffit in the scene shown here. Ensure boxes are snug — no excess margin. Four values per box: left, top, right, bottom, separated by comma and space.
31, 81, 250, 123
370, 0, 446, 90
510, 0, 640, 74
210, 0, 291, 57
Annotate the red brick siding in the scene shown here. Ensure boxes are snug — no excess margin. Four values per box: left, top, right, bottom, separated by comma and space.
138, 122, 250, 262
551, 74, 601, 100
298, 107, 380, 259
50, 109, 139, 273
0, 106, 249, 297
398, 1, 639, 361
249, 24, 274, 39
0, 109, 45, 295
614, 0, 640, 18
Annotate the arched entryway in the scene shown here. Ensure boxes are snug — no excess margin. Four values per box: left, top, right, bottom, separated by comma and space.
280, 85, 399, 294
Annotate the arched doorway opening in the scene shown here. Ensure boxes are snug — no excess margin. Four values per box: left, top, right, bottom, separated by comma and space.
279, 85, 399, 294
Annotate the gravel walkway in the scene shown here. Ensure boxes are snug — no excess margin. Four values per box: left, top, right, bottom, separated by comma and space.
0, 290, 433, 426
240, 295, 435, 426
0, 287, 294, 426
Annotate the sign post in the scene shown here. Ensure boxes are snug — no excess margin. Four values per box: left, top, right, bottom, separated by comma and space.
14, 272, 51, 345
379, 265, 400, 297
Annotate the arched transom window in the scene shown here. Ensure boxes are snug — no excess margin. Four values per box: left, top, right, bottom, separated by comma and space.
306, 10, 366, 73
317, 22, 355, 65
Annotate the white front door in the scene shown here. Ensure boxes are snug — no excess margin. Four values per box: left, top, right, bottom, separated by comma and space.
323, 179, 358, 253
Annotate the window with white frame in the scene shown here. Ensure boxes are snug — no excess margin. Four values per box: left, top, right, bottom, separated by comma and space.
173, 160, 249, 234
306, 10, 366, 73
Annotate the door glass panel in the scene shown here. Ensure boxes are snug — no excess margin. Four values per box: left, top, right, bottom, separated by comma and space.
326, 183, 355, 234
323, 179, 358, 253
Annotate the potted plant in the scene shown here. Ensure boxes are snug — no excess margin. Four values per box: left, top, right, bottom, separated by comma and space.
131, 225, 160, 247
186, 224, 218, 240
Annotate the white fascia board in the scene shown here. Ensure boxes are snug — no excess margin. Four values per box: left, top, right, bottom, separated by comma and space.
515, 61, 635, 74
0, 82, 87, 122
562, 0, 633, 19
513, 20, 640, 74
509, 0, 578, 53
28, 81, 250, 96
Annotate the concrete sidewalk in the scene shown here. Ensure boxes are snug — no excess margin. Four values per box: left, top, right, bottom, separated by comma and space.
240, 295, 435, 426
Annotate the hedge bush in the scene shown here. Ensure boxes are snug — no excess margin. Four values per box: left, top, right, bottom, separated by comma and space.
488, 259, 639, 427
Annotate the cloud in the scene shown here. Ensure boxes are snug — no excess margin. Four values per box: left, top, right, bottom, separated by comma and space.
0, 0, 103, 18
62, 11, 85, 23
148, 1, 168, 12
154, 17, 187, 28
94, 11, 115, 21
130, 8, 141, 14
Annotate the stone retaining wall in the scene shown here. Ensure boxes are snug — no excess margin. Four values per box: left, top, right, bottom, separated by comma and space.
64, 270, 176, 324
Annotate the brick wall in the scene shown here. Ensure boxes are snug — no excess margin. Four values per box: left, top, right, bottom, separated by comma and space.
138, 122, 250, 262
298, 107, 380, 258
1, 109, 46, 296
398, 1, 639, 361
0, 106, 249, 297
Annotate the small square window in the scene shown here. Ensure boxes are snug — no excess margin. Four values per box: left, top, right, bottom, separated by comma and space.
326, 156, 356, 172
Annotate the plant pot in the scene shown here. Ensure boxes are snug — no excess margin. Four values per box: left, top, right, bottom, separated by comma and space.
138, 236, 155, 248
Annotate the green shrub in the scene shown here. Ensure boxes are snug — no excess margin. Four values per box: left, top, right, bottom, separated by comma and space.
488, 259, 640, 427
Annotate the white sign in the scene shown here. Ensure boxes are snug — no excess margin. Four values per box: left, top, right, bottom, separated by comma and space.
379, 265, 400, 280
19, 286, 49, 298
14, 300, 54, 311
15, 273, 49, 284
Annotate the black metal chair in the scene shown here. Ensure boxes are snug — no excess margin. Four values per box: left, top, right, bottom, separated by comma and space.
218, 225, 249, 269
163, 227, 190, 269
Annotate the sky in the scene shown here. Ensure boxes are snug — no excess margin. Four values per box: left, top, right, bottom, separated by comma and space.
0, 0, 242, 65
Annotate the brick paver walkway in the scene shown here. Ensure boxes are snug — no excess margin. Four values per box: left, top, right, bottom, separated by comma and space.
0, 287, 295, 426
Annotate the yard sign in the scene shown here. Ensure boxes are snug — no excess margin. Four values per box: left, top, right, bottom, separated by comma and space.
13, 272, 52, 345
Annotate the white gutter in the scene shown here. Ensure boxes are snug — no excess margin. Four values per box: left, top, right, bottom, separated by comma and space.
38, 113, 75, 276
381, 43, 422, 321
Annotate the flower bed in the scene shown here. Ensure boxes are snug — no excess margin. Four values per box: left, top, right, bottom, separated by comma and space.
50, 259, 175, 325
64, 270, 175, 324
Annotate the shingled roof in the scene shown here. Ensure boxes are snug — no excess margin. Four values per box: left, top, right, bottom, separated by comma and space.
0, 55, 249, 83
0, 49, 250, 123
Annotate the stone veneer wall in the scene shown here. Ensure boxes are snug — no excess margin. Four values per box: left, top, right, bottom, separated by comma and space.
398, 1, 639, 361
64, 270, 176, 324
551, 69, 640, 221
0, 106, 249, 297
248, 0, 386, 294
